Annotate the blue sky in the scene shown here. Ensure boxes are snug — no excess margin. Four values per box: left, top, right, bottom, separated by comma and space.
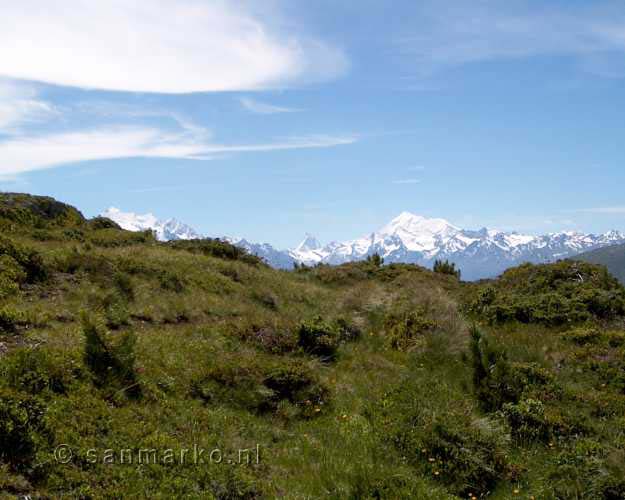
1, 0, 625, 248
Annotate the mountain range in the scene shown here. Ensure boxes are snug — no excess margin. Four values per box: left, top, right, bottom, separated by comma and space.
101, 207, 625, 280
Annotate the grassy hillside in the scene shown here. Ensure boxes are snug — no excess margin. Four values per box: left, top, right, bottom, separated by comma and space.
578, 243, 625, 284
1, 193, 625, 498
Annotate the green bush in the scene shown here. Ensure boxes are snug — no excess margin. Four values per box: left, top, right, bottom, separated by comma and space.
0, 306, 28, 335
1, 348, 83, 395
113, 271, 135, 302
157, 270, 185, 293
297, 316, 340, 360
333, 316, 362, 342
366, 252, 384, 267
433, 259, 461, 279
191, 358, 329, 418
0, 388, 52, 473
0, 254, 26, 298
470, 327, 554, 412
378, 369, 510, 497
384, 307, 436, 351
467, 261, 625, 325
82, 314, 140, 398
88, 228, 156, 248
167, 238, 263, 266
241, 325, 298, 354
0, 236, 48, 283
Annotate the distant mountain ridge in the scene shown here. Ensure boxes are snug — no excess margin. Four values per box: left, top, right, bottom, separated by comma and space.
101, 207, 201, 242
577, 243, 625, 284
101, 207, 625, 280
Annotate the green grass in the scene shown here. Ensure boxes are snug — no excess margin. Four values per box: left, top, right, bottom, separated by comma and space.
1, 193, 625, 498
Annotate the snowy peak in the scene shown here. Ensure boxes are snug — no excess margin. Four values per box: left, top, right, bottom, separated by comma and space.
376, 212, 460, 252
295, 233, 322, 253
101, 207, 201, 242
100, 205, 625, 281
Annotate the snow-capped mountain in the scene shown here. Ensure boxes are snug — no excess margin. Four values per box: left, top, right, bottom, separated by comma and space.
101, 207, 625, 280
288, 213, 625, 280
101, 207, 201, 241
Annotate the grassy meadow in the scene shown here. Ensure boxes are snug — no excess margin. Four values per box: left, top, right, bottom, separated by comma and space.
1, 194, 624, 499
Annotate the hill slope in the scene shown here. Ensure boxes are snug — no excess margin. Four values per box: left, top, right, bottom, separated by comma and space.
1, 193, 625, 498
577, 242, 625, 284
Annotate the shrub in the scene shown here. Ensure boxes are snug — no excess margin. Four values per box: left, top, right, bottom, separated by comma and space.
263, 363, 329, 418
500, 398, 553, 443
467, 261, 625, 326
157, 270, 185, 293
88, 216, 121, 230
243, 325, 298, 354
0, 255, 26, 298
333, 317, 362, 342
113, 271, 134, 302
88, 228, 156, 248
0, 306, 27, 335
378, 369, 510, 497
0, 236, 48, 283
470, 327, 554, 412
167, 239, 263, 266
297, 316, 340, 360
433, 259, 461, 279
82, 314, 140, 398
191, 358, 329, 418
366, 253, 384, 267
384, 307, 436, 351
0, 388, 52, 473
252, 289, 279, 310
1, 348, 83, 395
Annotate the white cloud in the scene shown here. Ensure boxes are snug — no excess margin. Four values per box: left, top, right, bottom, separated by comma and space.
0, 0, 347, 93
239, 97, 302, 114
396, 1, 625, 77
0, 127, 357, 179
392, 179, 420, 185
0, 80, 57, 132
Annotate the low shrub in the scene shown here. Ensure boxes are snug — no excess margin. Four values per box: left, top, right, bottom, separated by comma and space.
113, 271, 134, 302
378, 368, 510, 497
0, 306, 28, 335
242, 325, 298, 354
82, 314, 140, 398
191, 357, 329, 418
0, 388, 52, 473
470, 327, 554, 412
1, 348, 83, 395
467, 261, 625, 326
433, 259, 461, 279
0, 236, 48, 283
297, 316, 340, 360
384, 307, 436, 351
0, 255, 26, 298
157, 270, 185, 293
167, 239, 263, 266
333, 317, 362, 342
88, 228, 156, 248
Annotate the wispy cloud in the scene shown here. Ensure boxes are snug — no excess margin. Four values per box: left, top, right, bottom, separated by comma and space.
0, 80, 57, 133
395, 1, 625, 78
0, 1, 347, 93
392, 179, 420, 185
239, 97, 303, 114
0, 127, 358, 180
